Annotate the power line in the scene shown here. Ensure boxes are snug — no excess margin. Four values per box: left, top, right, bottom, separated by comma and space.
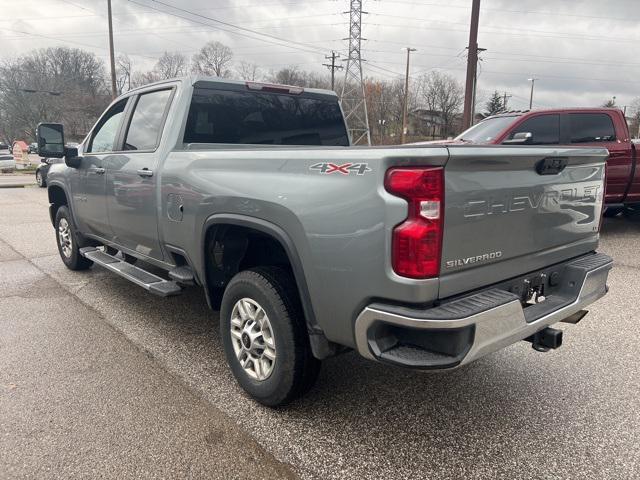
126, 0, 329, 57
366, 12, 640, 44
141, 0, 330, 54
374, 0, 640, 23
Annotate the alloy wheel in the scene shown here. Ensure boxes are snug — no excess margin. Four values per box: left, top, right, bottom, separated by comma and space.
58, 218, 73, 258
230, 297, 276, 381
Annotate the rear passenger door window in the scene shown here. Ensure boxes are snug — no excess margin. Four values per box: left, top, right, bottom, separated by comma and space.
123, 89, 173, 151
507, 114, 560, 145
569, 113, 616, 143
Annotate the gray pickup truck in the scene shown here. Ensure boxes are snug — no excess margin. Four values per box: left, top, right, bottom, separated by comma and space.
36, 76, 612, 406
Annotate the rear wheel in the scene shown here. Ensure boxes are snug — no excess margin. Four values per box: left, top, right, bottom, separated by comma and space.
623, 204, 640, 219
220, 267, 320, 407
603, 206, 623, 218
55, 206, 92, 271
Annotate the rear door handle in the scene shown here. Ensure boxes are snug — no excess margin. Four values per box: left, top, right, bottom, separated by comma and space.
89, 167, 105, 174
137, 168, 153, 177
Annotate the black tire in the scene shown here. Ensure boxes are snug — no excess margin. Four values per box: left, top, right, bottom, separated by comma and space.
220, 267, 320, 407
623, 204, 640, 219
36, 170, 46, 188
55, 205, 93, 271
603, 206, 623, 218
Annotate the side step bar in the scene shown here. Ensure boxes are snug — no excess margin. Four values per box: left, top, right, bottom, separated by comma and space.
79, 247, 182, 297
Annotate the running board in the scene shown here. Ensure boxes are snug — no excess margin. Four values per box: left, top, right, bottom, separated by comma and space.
79, 247, 182, 297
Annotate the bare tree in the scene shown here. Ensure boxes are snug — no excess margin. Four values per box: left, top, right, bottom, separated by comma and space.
116, 54, 131, 94
267, 66, 331, 89
268, 66, 305, 86
417, 71, 464, 137
191, 41, 233, 77
304, 71, 331, 90
236, 61, 262, 81
365, 79, 405, 144
130, 70, 161, 88
0, 47, 109, 142
629, 97, 640, 138
155, 51, 189, 79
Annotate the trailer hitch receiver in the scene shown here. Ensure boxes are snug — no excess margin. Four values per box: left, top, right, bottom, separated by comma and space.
525, 326, 563, 352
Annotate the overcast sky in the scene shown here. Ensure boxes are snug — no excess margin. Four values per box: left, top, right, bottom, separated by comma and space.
2, 0, 640, 112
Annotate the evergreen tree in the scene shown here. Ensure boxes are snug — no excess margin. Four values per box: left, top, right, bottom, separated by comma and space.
485, 91, 506, 116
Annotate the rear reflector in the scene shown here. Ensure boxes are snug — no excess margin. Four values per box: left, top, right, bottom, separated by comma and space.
385, 167, 444, 279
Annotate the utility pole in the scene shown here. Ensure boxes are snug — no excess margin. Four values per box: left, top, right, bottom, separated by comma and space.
323, 51, 343, 91
470, 46, 486, 124
107, 0, 117, 99
528, 77, 538, 109
462, 0, 481, 130
502, 91, 512, 110
340, 0, 371, 145
401, 47, 416, 144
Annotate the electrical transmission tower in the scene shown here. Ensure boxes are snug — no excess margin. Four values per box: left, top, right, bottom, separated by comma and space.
340, 0, 371, 146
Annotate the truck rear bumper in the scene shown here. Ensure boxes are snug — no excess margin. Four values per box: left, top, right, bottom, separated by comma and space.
354, 252, 612, 369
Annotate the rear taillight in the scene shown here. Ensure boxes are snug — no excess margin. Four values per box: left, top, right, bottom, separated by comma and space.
384, 167, 444, 279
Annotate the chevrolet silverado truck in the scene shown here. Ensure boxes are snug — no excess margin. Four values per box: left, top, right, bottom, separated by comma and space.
36, 77, 612, 406
423, 108, 638, 216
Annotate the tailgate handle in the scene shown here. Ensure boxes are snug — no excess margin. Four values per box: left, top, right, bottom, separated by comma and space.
536, 157, 568, 175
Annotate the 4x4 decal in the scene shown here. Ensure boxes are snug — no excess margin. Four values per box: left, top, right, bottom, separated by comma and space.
310, 162, 371, 175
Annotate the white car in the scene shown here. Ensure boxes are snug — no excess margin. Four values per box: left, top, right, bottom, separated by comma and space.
0, 154, 16, 173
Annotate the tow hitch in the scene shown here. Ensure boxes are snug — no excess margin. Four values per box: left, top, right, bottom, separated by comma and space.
524, 326, 563, 352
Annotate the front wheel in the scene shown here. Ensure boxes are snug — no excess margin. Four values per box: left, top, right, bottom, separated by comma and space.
36, 170, 45, 187
55, 206, 92, 271
220, 267, 320, 407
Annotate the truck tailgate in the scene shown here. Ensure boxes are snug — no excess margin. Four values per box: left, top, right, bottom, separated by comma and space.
439, 146, 607, 298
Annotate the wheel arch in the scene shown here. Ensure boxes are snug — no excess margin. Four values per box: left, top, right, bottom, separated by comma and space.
201, 214, 316, 325
47, 182, 78, 229
200, 214, 340, 359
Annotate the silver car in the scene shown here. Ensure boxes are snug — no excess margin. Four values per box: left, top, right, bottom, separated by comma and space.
0, 154, 15, 173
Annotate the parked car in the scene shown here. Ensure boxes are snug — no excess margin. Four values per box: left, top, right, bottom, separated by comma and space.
37, 77, 612, 406
35, 157, 63, 187
0, 154, 16, 173
0, 141, 9, 151
28, 142, 38, 154
417, 108, 637, 215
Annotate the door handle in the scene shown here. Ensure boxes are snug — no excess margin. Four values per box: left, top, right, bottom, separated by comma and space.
90, 167, 105, 174
137, 168, 153, 177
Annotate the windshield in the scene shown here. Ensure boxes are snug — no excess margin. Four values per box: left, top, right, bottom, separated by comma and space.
455, 116, 518, 144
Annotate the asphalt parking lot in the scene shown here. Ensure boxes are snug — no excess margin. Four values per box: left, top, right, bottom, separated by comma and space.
1, 187, 639, 479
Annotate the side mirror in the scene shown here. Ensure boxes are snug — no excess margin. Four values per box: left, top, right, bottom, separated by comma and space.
503, 131, 533, 145
64, 146, 82, 168
36, 123, 65, 158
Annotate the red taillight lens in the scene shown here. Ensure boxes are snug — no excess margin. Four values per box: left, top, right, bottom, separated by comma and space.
385, 167, 444, 278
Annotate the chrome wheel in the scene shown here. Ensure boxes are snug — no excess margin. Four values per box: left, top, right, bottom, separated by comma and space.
230, 297, 276, 381
58, 218, 72, 258
36, 171, 43, 186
